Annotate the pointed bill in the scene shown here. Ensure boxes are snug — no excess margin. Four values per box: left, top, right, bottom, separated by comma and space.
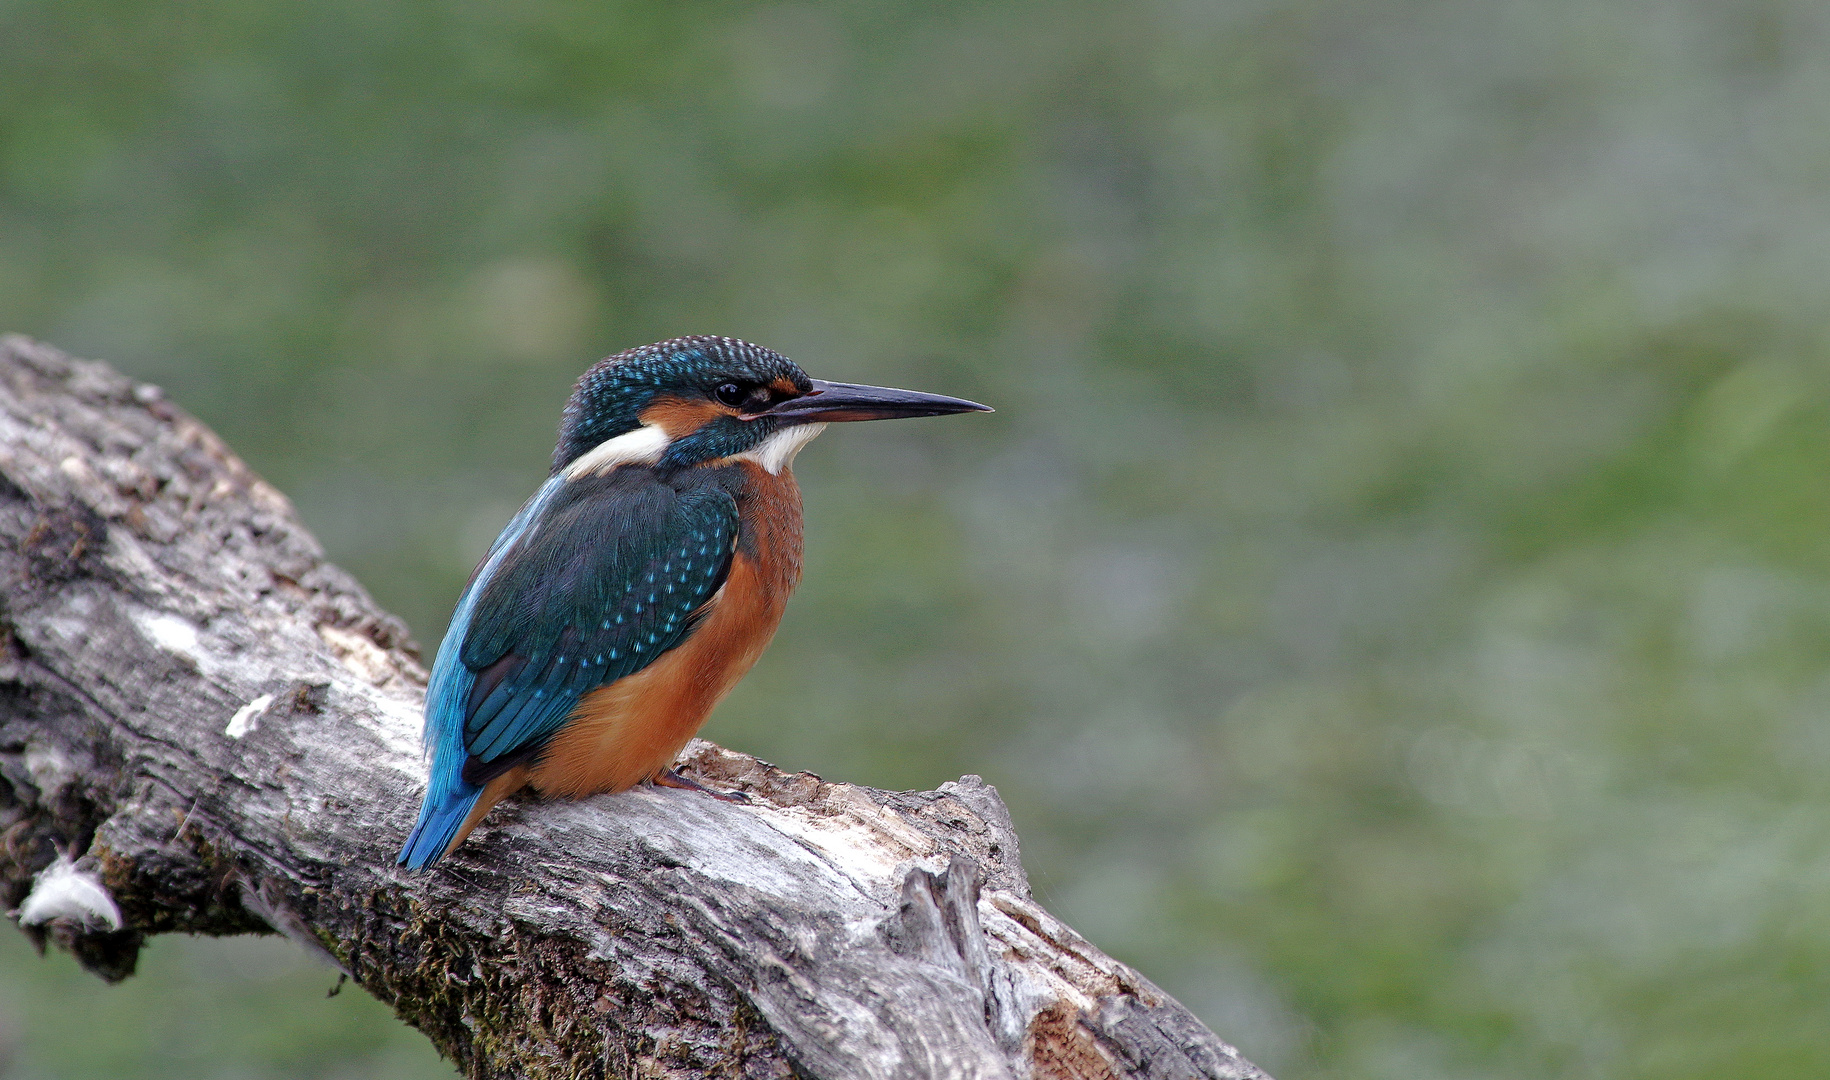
762, 380, 993, 424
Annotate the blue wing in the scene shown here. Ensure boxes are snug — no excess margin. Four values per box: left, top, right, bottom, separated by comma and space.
399, 468, 738, 867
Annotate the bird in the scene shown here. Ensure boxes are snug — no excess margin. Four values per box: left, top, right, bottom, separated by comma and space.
398, 336, 991, 868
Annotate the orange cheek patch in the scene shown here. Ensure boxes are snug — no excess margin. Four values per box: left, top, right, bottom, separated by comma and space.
640, 395, 730, 437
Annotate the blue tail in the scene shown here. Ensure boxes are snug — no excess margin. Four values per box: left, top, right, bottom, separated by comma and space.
400, 477, 568, 870
398, 782, 483, 869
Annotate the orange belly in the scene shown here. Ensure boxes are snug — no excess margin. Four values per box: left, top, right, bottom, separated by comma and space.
530, 463, 802, 798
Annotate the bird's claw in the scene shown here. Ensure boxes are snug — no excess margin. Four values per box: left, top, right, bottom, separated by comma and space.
653, 768, 751, 804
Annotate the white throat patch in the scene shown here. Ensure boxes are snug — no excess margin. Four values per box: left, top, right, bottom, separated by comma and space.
733, 423, 827, 475
563, 424, 671, 480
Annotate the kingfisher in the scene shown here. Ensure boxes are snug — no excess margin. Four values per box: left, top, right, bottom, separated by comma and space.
397, 336, 991, 868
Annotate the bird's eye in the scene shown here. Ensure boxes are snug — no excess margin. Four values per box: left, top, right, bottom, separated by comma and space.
714, 383, 747, 408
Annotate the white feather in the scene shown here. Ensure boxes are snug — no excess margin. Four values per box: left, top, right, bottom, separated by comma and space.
732, 423, 827, 475
562, 424, 671, 480
225, 693, 274, 738
17, 855, 122, 931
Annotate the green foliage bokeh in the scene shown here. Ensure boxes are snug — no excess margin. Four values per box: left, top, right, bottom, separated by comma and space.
6, 2, 1830, 1078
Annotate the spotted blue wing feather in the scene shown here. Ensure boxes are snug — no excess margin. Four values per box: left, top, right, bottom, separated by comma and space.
398, 470, 738, 868
458, 473, 739, 767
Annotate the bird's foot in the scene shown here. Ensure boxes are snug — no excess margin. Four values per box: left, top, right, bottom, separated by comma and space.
652, 768, 751, 804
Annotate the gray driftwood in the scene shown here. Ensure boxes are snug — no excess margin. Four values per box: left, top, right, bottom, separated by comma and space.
0, 335, 1269, 1080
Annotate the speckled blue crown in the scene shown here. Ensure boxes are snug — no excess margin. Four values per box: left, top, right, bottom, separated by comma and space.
553, 336, 809, 472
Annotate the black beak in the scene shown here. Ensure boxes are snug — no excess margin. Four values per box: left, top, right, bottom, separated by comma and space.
763, 380, 993, 424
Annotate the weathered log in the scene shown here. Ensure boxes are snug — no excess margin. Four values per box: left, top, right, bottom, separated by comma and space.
0, 334, 1269, 1080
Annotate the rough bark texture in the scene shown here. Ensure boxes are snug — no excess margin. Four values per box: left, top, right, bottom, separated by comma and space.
0, 335, 1270, 1080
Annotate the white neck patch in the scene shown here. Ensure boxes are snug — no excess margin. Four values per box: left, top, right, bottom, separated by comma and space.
732, 423, 827, 475
563, 424, 671, 480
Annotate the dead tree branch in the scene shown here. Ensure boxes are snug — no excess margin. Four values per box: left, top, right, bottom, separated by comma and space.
0, 335, 1269, 1080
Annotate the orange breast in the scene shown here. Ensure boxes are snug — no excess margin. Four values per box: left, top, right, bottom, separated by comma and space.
530, 464, 803, 798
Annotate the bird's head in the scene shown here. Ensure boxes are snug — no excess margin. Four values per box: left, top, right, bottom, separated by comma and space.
553, 336, 990, 477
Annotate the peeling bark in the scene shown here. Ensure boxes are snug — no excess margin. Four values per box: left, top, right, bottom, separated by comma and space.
0, 335, 1270, 1080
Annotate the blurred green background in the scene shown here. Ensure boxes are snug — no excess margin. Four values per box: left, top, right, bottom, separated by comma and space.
5, 1, 1830, 1077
